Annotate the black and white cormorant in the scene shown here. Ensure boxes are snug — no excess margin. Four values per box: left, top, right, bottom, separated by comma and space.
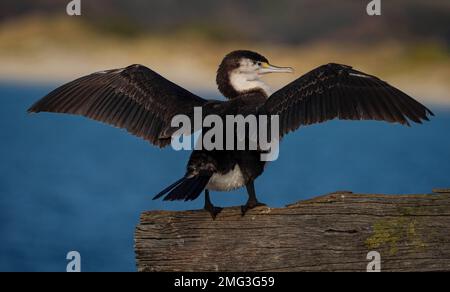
28, 50, 434, 219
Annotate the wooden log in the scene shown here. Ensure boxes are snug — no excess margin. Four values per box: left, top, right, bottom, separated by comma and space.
135, 189, 450, 272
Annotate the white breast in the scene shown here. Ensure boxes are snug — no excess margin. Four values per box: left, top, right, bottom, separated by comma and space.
206, 165, 246, 191
229, 71, 272, 97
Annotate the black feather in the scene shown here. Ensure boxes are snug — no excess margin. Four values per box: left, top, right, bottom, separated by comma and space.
263, 63, 433, 137
152, 177, 185, 200
28, 65, 208, 148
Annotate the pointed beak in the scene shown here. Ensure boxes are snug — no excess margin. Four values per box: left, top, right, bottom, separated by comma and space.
259, 62, 294, 74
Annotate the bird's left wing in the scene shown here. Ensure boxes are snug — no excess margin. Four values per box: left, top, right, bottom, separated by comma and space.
28, 64, 208, 147
262, 63, 434, 138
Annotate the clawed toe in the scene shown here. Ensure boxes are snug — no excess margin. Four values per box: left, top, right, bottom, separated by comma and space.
241, 201, 266, 216
204, 190, 222, 220
205, 205, 223, 220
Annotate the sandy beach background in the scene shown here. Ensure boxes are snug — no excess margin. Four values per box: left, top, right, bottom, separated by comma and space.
0, 1, 449, 105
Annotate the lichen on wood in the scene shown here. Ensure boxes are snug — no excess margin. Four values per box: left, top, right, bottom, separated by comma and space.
135, 190, 450, 272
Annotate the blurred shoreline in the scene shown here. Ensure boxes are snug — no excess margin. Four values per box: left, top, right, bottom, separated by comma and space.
1, 16, 449, 105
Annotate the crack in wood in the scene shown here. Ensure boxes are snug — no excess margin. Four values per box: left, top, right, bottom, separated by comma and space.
135, 190, 450, 272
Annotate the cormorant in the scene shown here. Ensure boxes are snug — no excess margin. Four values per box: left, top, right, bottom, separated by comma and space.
28, 50, 434, 219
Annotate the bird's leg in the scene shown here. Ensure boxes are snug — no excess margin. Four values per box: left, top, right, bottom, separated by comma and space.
204, 189, 222, 220
241, 181, 266, 216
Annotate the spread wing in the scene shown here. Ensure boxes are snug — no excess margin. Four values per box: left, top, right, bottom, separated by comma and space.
263, 63, 434, 138
28, 64, 208, 147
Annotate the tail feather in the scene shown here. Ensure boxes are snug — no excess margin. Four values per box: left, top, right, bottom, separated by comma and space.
170, 179, 196, 201
182, 176, 210, 202
153, 176, 210, 202
152, 177, 184, 200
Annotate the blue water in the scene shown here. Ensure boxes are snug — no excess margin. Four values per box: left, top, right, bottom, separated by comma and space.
0, 82, 449, 271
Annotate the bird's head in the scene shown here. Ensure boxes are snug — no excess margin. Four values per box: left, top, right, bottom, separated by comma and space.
216, 50, 293, 99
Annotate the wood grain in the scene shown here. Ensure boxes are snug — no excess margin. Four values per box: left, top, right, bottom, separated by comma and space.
135, 189, 450, 272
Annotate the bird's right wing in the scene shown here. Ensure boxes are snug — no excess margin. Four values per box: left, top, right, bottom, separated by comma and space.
28, 64, 208, 147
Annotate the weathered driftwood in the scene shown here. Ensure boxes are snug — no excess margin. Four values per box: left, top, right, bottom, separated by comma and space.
135, 189, 450, 272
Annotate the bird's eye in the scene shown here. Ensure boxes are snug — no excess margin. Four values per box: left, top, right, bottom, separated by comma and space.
256, 62, 261, 66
